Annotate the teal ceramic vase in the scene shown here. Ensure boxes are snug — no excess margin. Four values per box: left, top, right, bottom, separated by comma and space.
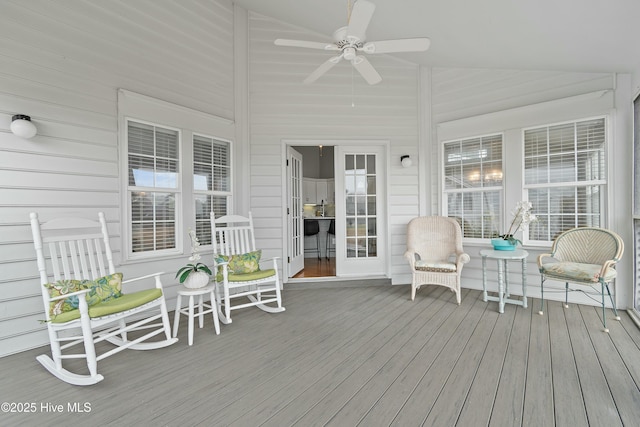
491, 238, 516, 251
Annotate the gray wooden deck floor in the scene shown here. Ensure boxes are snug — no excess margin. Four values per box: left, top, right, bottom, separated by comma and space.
2, 285, 640, 426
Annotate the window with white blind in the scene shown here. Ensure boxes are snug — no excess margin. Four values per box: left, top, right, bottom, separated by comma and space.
128, 120, 180, 255
193, 134, 231, 245
125, 120, 233, 259
524, 117, 606, 243
443, 134, 503, 239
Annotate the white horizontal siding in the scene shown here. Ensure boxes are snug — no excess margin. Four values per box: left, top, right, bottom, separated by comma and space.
0, 0, 235, 357
249, 13, 420, 284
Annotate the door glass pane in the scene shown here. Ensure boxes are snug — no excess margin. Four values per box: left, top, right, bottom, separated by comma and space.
344, 153, 377, 258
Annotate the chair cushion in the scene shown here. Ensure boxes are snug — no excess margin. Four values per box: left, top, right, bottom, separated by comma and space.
49, 288, 163, 324
215, 250, 262, 275
540, 261, 616, 283
216, 269, 276, 283
415, 260, 457, 272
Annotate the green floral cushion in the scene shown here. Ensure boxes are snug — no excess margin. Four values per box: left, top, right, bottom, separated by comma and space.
215, 250, 262, 276
44, 273, 124, 318
540, 262, 616, 283
415, 260, 457, 272
82, 272, 123, 304
44, 279, 90, 317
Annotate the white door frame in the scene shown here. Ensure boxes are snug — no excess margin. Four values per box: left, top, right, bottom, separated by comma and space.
280, 139, 391, 282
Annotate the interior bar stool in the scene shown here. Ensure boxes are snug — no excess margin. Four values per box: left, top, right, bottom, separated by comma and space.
304, 219, 321, 259
173, 283, 220, 345
326, 219, 335, 259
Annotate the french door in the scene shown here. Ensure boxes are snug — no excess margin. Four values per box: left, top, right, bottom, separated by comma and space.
335, 145, 387, 277
287, 147, 304, 277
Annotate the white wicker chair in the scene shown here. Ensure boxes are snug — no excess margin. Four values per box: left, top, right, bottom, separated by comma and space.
537, 227, 624, 332
404, 216, 470, 304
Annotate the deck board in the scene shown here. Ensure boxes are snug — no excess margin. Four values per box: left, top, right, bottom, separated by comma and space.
1, 286, 640, 426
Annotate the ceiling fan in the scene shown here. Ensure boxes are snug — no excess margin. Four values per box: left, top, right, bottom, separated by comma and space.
274, 0, 430, 85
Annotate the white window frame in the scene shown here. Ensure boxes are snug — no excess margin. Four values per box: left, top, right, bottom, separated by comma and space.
522, 116, 608, 245
442, 133, 504, 243
118, 89, 235, 263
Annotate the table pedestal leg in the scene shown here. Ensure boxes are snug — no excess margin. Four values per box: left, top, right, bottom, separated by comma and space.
482, 256, 488, 302
497, 260, 505, 314
522, 257, 528, 308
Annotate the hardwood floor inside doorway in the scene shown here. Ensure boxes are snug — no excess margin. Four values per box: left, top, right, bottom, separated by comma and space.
293, 257, 336, 278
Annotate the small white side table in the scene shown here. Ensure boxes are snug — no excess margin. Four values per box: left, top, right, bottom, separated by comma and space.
172, 283, 220, 345
480, 248, 529, 314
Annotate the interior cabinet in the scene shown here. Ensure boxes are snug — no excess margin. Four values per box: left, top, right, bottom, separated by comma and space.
303, 179, 316, 204
316, 180, 328, 204
303, 178, 335, 204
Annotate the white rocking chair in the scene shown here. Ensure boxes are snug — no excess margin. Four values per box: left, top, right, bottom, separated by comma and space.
30, 212, 177, 386
211, 212, 285, 324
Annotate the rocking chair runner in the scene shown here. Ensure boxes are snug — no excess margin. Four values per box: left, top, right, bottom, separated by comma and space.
211, 212, 285, 324
30, 212, 177, 386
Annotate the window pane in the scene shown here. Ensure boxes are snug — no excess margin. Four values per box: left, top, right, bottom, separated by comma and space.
194, 135, 230, 192
130, 192, 176, 253
128, 121, 179, 190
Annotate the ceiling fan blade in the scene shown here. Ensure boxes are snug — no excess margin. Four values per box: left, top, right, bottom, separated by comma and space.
304, 55, 343, 84
362, 38, 431, 54
347, 0, 376, 42
274, 39, 339, 51
351, 56, 382, 85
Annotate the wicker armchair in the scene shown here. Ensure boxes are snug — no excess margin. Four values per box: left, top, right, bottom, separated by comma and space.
404, 216, 470, 304
537, 227, 624, 332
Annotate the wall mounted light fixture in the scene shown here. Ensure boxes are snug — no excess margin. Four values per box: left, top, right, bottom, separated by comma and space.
401, 155, 412, 168
11, 115, 37, 139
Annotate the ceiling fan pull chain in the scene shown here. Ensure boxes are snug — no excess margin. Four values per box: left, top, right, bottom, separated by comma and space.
351, 66, 355, 107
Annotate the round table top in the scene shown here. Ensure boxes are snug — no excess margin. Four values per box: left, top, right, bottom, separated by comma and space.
479, 248, 529, 260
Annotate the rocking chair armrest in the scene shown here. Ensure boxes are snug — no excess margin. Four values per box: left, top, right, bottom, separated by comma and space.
48, 288, 90, 302
122, 272, 165, 289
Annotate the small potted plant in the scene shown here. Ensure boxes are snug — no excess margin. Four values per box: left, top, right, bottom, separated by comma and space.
492, 201, 537, 250
176, 229, 212, 288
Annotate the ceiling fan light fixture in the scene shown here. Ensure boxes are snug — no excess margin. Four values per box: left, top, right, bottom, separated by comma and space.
343, 47, 356, 60
362, 43, 376, 54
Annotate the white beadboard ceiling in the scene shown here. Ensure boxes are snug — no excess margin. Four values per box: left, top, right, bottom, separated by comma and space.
233, 0, 640, 73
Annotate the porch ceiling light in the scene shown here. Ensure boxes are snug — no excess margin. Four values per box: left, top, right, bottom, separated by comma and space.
11, 114, 37, 139
401, 155, 413, 168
